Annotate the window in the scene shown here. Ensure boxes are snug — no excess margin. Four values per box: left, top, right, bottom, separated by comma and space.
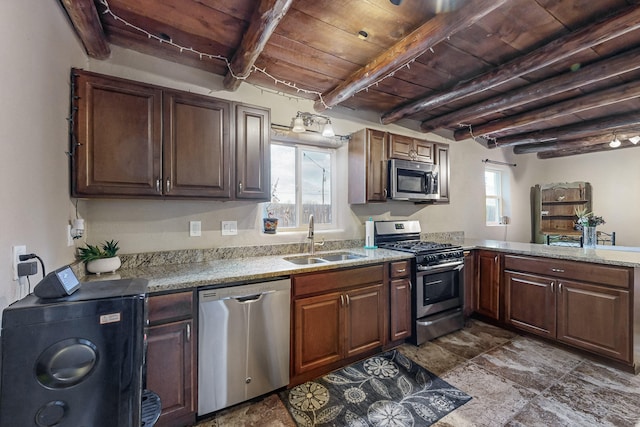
267, 143, 335, 229
485, 168, 502, 225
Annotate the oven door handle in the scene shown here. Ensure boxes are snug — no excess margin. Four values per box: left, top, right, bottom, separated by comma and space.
416, 260, 464, 272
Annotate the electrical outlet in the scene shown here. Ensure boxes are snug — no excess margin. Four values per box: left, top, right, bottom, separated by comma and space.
189, 221, 202, 237
221, 221, 237, 236
12, 245, 26, 281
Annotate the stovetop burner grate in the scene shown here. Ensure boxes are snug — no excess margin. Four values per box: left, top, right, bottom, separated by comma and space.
379, 240, 457, 254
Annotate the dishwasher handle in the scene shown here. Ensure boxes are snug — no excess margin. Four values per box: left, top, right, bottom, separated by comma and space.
221, 290, 275, 303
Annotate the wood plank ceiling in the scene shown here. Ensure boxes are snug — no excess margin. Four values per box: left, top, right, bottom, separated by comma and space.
59, 0, 640, 158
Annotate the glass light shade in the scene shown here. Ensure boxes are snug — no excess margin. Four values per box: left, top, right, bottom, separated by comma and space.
292, 117, 306, 132
609, 138, 621, 148
629, 136, 640, 145
321, 122, 335, 137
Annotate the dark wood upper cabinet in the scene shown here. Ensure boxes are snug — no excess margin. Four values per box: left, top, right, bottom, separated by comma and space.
235, 103, 270, 200
349, 128, 388, 203
163, 90, 231, 198
72, 69, 162, 197
388, 133, 433, 163
71, 69, 269, 200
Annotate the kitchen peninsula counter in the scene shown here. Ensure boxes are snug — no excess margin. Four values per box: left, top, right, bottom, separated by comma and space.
463, 238, 640, 268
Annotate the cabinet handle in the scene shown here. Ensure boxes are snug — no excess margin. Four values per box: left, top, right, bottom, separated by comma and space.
551, 268, 565, 273
550, 282, 554, 293
166, 178, 171, 193
409, 280, 412, 291
156, 179, 160, 193
238, 181, 243, 193
345, 294, 350, 306
396, 268, 406, 273
340, 294, 344, 306
383, 189, 387, 198
558, 283, 563, 293
494, 256, 498, 263
186, 323, 191, 342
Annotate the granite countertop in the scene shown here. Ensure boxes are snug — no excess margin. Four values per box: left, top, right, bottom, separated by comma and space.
464, 238, 640, 268
84, 247, 413, 293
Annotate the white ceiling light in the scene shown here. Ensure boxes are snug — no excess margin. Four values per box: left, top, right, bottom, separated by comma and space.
292, 116, 305, 133
322, 120, 335, 137
291, 112, 335, 138
629, 136, 640, 145
609, 137, 621, 148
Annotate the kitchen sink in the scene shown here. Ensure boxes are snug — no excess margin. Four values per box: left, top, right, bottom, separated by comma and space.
283, 256, 330, 265
318, 252, 367, 262
283, 252, 366, 265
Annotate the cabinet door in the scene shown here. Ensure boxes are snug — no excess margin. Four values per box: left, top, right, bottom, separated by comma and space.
556, 280, 631, 362
389, 278, 412, 341
163, 91, 231, 198
344, 283, 386, 358
475, 251, 501, 320
235, 104, 270, 200
367, 129, 388, 201
293, 292, 343, 375
146, 319, 196, 427
504, 271, 556, 339
434, 144, 449, 203
413, 139, 434, 163
388, 133, 414, 160
73, 70, 162, 197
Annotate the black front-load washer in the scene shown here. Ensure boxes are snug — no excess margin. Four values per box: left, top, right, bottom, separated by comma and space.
0, 278, 148, 427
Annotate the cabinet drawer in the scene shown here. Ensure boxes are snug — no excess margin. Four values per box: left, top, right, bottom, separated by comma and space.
504, 255, 630, 289
390, 261, 410, 278
148, 291, 194, 324
293, 265, 384, 297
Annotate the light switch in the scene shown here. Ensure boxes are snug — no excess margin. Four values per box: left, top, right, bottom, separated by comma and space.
221, 221, 237, 236
189, 221, 202, 237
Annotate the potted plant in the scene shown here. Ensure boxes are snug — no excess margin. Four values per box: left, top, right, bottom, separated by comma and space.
263, 179, 280, 234
78, 239, 122, 275
574, 207, 605, 248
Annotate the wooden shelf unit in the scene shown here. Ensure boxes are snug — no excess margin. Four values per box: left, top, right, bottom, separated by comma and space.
532, 182, 591, 243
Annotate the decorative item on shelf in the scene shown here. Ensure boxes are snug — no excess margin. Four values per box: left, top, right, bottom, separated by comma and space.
574, 207, 605, 248
78, 239, 122, 275
263, 179, 280, 234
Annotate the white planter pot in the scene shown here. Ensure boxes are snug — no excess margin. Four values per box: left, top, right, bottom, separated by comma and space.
86, 256, 121, 275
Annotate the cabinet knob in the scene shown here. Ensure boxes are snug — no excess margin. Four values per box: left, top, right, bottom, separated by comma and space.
156, 179, 161, 193
166, 178, 171, 193
238, 181, 243, 193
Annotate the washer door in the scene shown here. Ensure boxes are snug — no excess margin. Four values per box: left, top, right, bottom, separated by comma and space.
35, 338, 98, 389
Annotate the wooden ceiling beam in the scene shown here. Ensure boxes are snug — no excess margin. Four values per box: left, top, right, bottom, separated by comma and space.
490, 112, 640, 148
454, 79, 640, 140
223, 0, 293, 91
421, 48, 640, 133
514, 130, 640, 154
59, 0, 110, 59
380, 4, 640, 126
312, 0, 508, 112
537, 139, 640, 159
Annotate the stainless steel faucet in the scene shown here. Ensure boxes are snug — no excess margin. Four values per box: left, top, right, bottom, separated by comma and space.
308, 214, 315, 254
308, 214, 324, 255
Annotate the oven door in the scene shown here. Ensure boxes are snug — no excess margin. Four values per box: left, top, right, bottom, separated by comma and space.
415, 261, 464, 319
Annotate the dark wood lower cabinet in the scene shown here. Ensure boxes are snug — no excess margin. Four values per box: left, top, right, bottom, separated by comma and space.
502, 254, 633, 366
291, 265, 387, 385
556, 280, 630, 362
146, 292, 197, 427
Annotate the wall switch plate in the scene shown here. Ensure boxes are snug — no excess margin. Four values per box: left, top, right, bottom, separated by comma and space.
12, 245, 26, 281
189, 221, 202, 237
221, 221, 237, 236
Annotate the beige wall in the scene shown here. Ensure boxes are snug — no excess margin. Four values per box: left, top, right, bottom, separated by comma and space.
1, 1, 639, 315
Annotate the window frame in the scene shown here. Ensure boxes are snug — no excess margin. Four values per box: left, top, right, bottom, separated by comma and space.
485, 168, 503, 226
267, 141, 337, 231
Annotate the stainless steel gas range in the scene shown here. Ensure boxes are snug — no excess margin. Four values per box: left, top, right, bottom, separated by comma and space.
375, 220, 465, 345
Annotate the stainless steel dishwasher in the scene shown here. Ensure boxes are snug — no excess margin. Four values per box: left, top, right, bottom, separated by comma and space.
198, 278, 290, 415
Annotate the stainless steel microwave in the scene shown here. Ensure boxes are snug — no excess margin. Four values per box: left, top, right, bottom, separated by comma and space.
388, 159, 439, 201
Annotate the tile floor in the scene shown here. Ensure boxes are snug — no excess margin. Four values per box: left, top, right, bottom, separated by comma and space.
195, 319, 640, 426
